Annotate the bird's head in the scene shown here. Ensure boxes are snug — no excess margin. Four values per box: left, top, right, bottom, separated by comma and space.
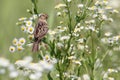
39, 13, 48, 20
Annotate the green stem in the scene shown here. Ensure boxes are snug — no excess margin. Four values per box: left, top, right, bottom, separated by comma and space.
90, 31, 95, 80
101, 50, 110, 62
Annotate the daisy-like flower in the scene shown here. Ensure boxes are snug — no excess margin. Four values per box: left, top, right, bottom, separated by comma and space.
19, 38, 26, 45
77, 4, 84, 8
108, 77, 114, 80
17, 46, 24, 51
28, 34, 34, 40
9, 46, 16, 53
44, 55, 50, 61
68, 56, 76, 60
83, 74, 90, 80
27, 27, 34, 34
18, 17, 27, 21
57, 12, 62, 16
77, 38, 84, 44
31, 14, 38, 20
39, 60, 54, 71
60, 36, 70, 41
21, 25, 26, 32
104, 32, 112, 37
25, 20, 33, 27
15, 60, 30, 70
9, 71, 18, 78
55, 4, 66, 9
12, 38, 18, 46
67, 0, 71, 3
108, 68, 118, 73
28, 63, 43, 72
29, 72, 42, 80
88, 6, 97, 10
0, 57, 10, 67
72, 60, 82, 65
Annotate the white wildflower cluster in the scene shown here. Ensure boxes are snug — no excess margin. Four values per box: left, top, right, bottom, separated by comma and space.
88, 0, 119, 21
16, 15, 38, 41
9, 14, 39, 53
55, 3, 68, 17
101, 34, 120, 48
56, 72, 81, 80
15, 55, 57, 80
0, 57, 19, 79
9, 38, 26, 53
103, 68, 118, 80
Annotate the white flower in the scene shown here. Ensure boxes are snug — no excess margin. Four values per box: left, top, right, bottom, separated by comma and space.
108, 77, 115, 80
88, 26, 95, 31
77, 38, 84, 44
19, 17, 27, 21
83, 74, 90, 80
77, 44, 84, 50
68, 56, 76, 60
67, 0, 71, 3
9, 71, 18, 78
104, 32, 112, 37
27, 26, 34, 34
29, 72, 42, 80
88, 6, 97, 10
19, 38, 26, 45
101, 14, 108, 20
23, 56, 33, 63
15, 60, 29, 70
48, 30, 57, 35
108, 68, 118, 73
43, 55, 50, 61
72, 60, 81, 65
55, 4, 66, 9
8, 64, 16, 71
25, 20, 33, 27
9, 46, 16, 53
0, 57, 10, 67
101, 38, 108, 43
28, 34, 34, 40
28, 63, 43, 72
74, 27, 81, 33
57, 43, 64, 48
21, 25, 26, 32
12, 38, 18, 46
60, 36, 70, 41
93, 14, 98, 18
77, 4, 84, 8
32, 14, 38, 20
57, 12, 62, 16
108, 18, 113, 22
112, 9, 119, 13
39, 60, 54, 71
17, 46, 24, 51
51, 58, 57, 64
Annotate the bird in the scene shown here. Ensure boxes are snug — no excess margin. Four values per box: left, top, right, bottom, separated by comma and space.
32, 13, 49, 52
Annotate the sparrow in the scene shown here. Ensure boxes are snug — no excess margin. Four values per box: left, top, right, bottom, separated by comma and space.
32, 13, 49, 52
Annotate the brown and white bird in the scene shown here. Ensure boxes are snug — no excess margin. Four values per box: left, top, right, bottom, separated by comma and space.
32, 14, 49, 52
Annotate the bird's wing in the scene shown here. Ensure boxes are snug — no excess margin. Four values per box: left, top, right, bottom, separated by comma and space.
34, 21, 48, 39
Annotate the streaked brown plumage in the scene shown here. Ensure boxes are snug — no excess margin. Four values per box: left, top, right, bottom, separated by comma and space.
32, 14, 48, 52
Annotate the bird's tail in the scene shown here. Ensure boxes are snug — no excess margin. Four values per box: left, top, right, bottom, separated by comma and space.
32, 41, 39, 52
